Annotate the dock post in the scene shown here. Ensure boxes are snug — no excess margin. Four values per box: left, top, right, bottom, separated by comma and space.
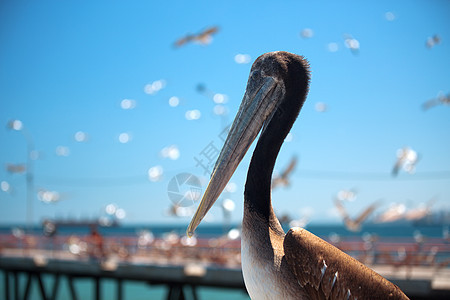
23, 272, 48, 300
50, 274, 60, 300
167, 284, 186, 300
191, 285, 198, 300
36, 273, 48, 300
95, 276, 101, 300
4, 271, 10, 300
68, 276, 78, 300
13, 271, 19, 300
117, 278, 123, 300
23, 272, 32, 300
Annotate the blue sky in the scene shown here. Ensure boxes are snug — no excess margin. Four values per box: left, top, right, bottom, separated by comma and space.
1, 0, 449, 226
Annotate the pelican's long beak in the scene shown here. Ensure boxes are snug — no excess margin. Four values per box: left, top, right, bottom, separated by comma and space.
187, 71, 284, 237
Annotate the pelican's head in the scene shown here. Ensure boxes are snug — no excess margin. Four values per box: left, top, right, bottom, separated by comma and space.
187, 51, 310, 237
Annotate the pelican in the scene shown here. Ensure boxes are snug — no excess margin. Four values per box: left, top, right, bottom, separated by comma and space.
187, 52, 408, 299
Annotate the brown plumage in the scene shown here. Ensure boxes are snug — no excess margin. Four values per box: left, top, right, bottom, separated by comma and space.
188, 51, 409, 299
285, 228, 408, 299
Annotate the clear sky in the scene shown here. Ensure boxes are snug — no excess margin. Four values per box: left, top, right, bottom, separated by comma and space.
1, 0, 449, 227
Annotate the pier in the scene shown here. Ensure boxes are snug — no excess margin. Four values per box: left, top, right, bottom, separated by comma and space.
0, 254, 245, 300
1, 232, 450, 299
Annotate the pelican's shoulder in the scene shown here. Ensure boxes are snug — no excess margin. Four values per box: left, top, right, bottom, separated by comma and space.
284, 228, 326, 291
284, 228, 409, 299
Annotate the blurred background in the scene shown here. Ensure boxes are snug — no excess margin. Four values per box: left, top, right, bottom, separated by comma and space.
1, 0, 449, 228
1, 1, 450, 299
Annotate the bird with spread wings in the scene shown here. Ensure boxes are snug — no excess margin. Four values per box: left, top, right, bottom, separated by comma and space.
174, 26, 219, 48
334, 198, 380, 232
272, 156, 297, 189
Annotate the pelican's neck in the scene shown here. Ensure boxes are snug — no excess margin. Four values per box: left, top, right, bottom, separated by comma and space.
243, 52, 310, 235
244, 95, 301, 235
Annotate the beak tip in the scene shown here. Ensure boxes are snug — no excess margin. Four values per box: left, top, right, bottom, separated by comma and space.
186, 222, 196, 238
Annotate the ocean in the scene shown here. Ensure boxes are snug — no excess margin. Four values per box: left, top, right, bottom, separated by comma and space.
0, 222, 448, 300
1, 221, 446, 238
